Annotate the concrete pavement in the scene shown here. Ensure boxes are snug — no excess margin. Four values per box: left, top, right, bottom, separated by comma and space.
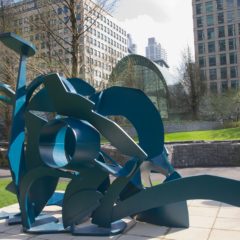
0, 167, 239, 240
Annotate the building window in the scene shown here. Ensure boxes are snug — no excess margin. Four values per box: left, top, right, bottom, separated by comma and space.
221, 81, 228, 92
231, 80, 239, 89
207, 28, 215, 39
229, 53, 237, 64
206, 1, 213, 13
228, 24, 235, 36
219, 40, 226, 51
226, 0, 234, 9
209, 56, 216, 66
230, 66, 238, 78
227, 11, 234, 23
220, 54, 227, 65
210, 82, 218, 93
64, 16, 69, 23
200, 69, 206, 81
76, 14, 81, 20
206, 15, 214, 26
198, 30, 204, 41
218, 26, 225, 38
197, 17, 203, 28
196, 3, 202, 15
238, 9, 240, 19
199, 57, 205, 67
228, 38, 236, 50
63, 6, 68, 13
218, 12, 224, 24
209, 69, 217, 80
216, 0, 223, 11
208, 41, 215, 53
198, 43, 205, 54
58, 7, 62, 15
220, 67, 227, 79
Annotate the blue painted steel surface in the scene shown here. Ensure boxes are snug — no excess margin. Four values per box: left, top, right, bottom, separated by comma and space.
0, 33, 239, 236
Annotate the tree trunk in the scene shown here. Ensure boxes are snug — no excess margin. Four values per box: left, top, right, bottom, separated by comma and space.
69, 0, 79, 78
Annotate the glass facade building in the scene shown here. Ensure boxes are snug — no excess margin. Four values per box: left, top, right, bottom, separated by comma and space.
109, 54, 170, 119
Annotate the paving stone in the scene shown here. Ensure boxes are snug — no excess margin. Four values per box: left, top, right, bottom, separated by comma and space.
118, 235, 162, 240
71, 235, 121, 240
213, 217, 240, 231
31, 233, 74, 240
208, 229, 240, 240
1, 199, 240, 240
4, 224, 23, 234
164, 227, 210, 240
125, 222, 168, 238
189, 215, 215, 229
0, 233, 32, 239
188, 206, 219, 217
217, 206, 240, 219
0, 219, 16, 233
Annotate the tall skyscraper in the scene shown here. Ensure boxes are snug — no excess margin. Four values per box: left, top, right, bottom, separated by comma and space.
127, 34, 137, 54
192, 0, 240, 93
145, 37, 168, 65
0, 0, 128, 88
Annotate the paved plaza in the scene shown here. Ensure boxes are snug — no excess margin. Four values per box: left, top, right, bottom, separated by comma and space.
0, 167, 240, 240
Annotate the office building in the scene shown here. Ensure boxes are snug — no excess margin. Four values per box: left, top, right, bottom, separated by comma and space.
145, 37, 168, 65
192, 0, 240, 93
127, 33, 137, 54
1, 0, 128, 88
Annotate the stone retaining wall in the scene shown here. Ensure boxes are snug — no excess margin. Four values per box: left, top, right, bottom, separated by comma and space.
101, 141, 240, 168
166, 141, 240, 168
1, 141, 239, 168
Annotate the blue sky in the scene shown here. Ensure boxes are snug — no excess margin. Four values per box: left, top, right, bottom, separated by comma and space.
113, 0, 194, 74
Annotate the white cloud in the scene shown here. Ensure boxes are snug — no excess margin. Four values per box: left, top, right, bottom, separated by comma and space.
114, 0, 194, 74
114, 0, 169, 22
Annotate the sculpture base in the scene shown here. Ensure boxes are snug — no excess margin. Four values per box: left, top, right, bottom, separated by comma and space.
0, 212, 22, 224
8, 213, 21, 225
72, 220, 128, 236
0, 211, 11, 220
24, 215, 66, 234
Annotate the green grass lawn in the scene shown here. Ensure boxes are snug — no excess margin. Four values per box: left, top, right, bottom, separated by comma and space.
0, 179, 17, 208
165, 127, 240, 142
0, 179, 69, 208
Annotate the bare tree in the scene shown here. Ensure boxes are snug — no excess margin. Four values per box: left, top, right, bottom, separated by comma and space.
178, 46, 205, 119
0, 0, 16, 141
32, 0, 118, 78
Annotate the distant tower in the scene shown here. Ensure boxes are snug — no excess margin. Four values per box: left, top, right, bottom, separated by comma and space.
127, 34, 137, 54
145, 37, 168, 67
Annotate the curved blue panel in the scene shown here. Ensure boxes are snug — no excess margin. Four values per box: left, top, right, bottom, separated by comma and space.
92, 86, 164, 158
39, 118, 101, 169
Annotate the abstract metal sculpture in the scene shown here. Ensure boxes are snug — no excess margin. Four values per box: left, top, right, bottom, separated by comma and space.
0, 32, 239, 236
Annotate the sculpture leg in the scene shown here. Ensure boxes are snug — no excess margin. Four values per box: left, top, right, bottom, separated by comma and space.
136, 171, 189, 228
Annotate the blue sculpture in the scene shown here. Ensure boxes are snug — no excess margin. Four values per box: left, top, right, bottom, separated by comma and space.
0, 32, 239, 236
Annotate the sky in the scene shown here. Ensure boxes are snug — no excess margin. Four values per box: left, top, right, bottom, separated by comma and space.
113, 0, 194, 74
